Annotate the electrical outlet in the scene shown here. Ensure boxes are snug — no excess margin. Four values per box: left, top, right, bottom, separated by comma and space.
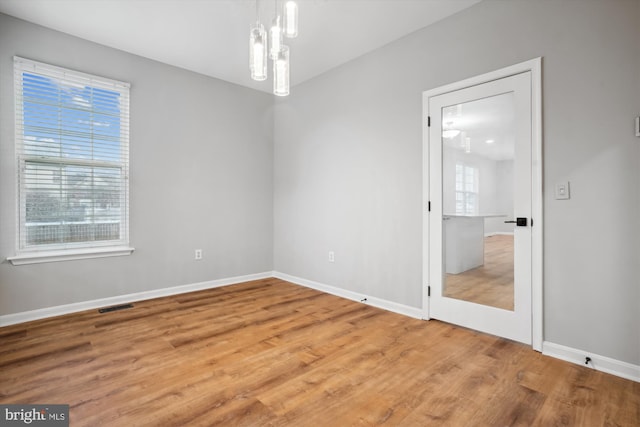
328, 251, 335, 263
195, 249, 203, 260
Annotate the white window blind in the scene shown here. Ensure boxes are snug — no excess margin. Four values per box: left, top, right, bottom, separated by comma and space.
13, 57, 130, 255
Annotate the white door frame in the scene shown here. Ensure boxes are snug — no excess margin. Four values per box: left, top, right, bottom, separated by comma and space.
422, 58, 543, 351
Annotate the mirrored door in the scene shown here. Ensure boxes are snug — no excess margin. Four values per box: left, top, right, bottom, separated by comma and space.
427, 71, 533, 345
442, 92, 516, 311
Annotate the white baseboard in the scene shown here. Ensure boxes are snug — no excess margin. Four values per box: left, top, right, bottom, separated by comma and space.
4, 272, 637, 384
277, 272, 639, 383
543, 341, 640, 383
273, 271, 423, 320
0, 271, 273, 327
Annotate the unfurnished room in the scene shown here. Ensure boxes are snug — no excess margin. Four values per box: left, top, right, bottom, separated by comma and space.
0, 0, 639, 425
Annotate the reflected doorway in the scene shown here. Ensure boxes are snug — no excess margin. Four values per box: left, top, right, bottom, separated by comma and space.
441, 93, 516, 311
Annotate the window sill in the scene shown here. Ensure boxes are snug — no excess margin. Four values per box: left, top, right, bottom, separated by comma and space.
7, 246, 135, 266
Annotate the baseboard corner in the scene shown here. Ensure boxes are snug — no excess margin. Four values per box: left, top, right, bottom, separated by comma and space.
273, 271, 423, 320
542, 341, 640, 383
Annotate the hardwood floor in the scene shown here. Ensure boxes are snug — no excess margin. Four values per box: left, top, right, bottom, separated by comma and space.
445, 234, 514, 310
1, 278, 638, 426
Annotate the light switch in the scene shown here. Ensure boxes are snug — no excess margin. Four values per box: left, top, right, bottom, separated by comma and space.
555, 182, 570, 200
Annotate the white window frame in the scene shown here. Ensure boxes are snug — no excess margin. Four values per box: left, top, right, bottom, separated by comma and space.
455, 162, 479, 215
7, 57, 134, 265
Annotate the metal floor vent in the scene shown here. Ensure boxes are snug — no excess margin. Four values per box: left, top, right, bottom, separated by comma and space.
98, 303, 134, 313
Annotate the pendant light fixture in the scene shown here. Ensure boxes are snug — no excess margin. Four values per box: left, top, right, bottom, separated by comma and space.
249, 29, 267, 81
269, 0, 282, 60
269, 15, 283, 60
274, 45, 290, 96
442, 121, 461, 139
250, 1, 267, 81
464, 137, 472, 154
249, 0, 297, 96
283, 1, 298, 38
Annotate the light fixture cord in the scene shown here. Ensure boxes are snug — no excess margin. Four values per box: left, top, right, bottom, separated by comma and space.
255, 0, 259, 23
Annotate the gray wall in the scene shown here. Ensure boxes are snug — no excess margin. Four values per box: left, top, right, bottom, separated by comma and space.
0, 13, 274, 314
274, 0, 640, 365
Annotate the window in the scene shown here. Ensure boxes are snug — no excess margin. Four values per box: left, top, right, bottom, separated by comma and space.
9, 57, 132, 265
455, 163, 478, 215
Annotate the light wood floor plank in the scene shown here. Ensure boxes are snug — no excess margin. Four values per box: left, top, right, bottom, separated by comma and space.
1, 278, 638, 426
445, 234, 514, 310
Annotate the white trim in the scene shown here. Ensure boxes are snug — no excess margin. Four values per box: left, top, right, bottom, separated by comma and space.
530, 58, 544, 352
4, 270, 637, 384
543, 341, 640, 383
423, 59, 540, 98
273, 272, 423, 320
7, 246, 136, 265
422, 89, 431, 320
0, 271, 273, 327
14, 56, 130, 89
422, 57, 543, 351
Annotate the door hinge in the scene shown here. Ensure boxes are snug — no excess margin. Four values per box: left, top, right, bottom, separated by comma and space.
531, 218, 534, 227
428, 201, 431, 212
427, 116, 431, 127
428, 286, 431, 297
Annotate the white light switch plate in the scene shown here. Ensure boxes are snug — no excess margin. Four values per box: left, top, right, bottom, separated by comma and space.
555, 182, 570, 200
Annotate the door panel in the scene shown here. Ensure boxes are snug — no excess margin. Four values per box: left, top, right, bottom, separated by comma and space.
428, 72, 532, 344
441, 92, 516, 311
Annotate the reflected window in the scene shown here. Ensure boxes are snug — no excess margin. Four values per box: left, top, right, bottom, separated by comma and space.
455, 163, 478, 215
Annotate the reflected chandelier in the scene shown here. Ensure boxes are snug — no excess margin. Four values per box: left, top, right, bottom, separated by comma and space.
250, 0, 298, 96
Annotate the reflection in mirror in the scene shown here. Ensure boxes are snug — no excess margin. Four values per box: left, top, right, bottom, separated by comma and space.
442, 92, 516, 311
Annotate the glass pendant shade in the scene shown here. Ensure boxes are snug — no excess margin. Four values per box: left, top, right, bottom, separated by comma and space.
269, 16, 283, 60
273, 45, 290, 96
248, 0, 296, 96
284, 1, 298, 38
250, 22, 267, 81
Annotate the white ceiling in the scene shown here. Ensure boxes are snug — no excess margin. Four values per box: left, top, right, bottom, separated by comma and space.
443, 92, 515, 161
0, 0, 480, 94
